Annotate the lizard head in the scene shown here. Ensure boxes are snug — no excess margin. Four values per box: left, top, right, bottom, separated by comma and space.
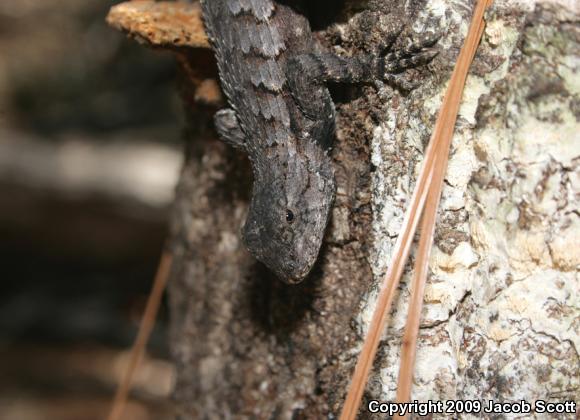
242, 149, 335, 284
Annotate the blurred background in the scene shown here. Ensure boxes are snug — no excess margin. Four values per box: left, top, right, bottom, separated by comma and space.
0, 1, 181, 418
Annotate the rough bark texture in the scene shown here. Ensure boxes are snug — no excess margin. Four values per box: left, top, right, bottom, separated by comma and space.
154, 0, 579, 418
365, 0, 579, 413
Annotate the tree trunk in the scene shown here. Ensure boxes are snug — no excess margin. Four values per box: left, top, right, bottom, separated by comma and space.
163, 1, 579, 418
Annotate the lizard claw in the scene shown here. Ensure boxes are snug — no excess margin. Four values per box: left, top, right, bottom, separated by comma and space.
381, 34, 440, 74
379, 33, 440, 91
382, 48, 439, 74
382, 73, 420, 92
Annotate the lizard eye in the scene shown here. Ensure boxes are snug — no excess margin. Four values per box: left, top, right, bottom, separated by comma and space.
286, 209, 295, 224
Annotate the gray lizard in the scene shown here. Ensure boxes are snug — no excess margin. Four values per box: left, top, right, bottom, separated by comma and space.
200, 0, 436, 283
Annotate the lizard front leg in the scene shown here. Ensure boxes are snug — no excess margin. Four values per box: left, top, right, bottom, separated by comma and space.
214, 108, 247, 150
287, 37, 438, 115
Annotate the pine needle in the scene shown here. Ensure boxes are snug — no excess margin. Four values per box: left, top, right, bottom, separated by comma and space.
340, 1, 492, 418
107, 248, 173, 420
394, 4, 491, 411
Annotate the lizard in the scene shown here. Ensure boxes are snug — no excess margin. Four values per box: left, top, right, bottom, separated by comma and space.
200, 0, 437, 283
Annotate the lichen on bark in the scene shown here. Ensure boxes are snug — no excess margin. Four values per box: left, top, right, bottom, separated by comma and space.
366, 1, 579, 414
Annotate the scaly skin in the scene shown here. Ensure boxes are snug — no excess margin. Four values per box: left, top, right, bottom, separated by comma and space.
201, 0, 437, 283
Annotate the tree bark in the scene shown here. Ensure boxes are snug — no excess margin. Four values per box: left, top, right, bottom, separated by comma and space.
158, 1, 579, 418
